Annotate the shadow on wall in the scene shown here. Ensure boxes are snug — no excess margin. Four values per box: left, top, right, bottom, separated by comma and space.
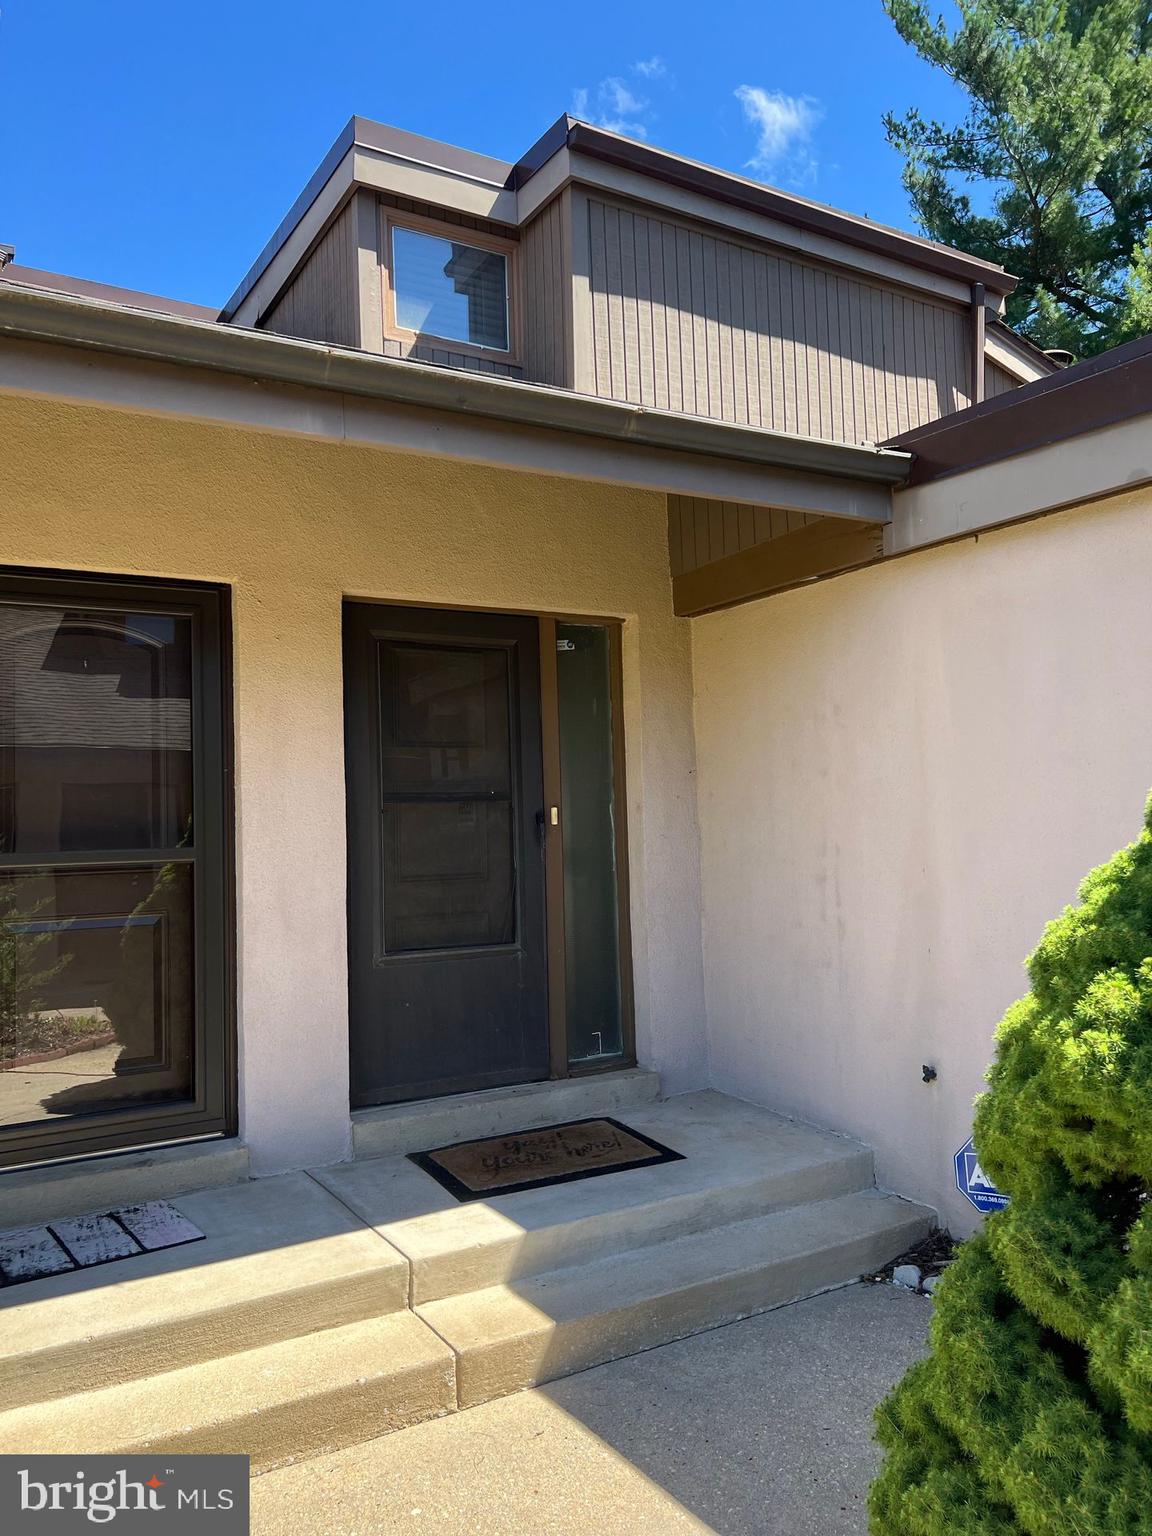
587, 198, 971, 439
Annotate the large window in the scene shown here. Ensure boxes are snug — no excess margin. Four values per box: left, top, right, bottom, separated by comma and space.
0, 572, 231, 1166
388, 223, 511, 354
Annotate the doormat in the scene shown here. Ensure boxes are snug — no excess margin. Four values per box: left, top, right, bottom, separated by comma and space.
408, 1116, 684, 1201
0, 1201, 205, 1287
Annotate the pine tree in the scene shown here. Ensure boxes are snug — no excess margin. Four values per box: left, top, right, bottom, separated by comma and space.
883, 1, 1152, 355
870, 795, 1152, 1534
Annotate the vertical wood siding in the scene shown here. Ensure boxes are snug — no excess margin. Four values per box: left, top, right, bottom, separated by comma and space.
379, 337, 523, 377
667, 495, 824, 577
587, 198, 973, 443
262, 195, 524, 375
260, 201, 359, 347
985, 359, 1022, 398
520, 192, 573, 387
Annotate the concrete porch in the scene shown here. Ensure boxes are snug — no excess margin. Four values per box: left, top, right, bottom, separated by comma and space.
0, 1076, 932, 1470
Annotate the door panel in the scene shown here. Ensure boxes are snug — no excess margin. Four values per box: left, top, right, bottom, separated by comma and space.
345, 604, 548, 1106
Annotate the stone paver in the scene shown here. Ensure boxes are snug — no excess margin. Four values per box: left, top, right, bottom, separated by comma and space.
252, 1280, 931, 1536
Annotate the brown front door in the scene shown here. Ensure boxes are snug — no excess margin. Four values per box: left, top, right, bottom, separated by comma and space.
344, 603, 549, 1106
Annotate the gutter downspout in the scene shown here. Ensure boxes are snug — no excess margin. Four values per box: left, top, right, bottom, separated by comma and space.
970, 282, 987, 405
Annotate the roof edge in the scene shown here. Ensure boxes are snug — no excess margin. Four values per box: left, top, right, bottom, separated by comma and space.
1, 264, 218, 322
888, 330, 1152, 484
0, 281, 913, 486
221, 117, 519, 323
524, 118, 1017, 296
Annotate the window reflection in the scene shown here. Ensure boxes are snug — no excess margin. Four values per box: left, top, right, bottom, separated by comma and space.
391, 227, 510, 352
0, 865, 194, 1126
0, 596, 199, 1137
0, 607, 193, 857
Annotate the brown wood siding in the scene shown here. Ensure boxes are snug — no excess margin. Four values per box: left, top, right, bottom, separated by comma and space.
985, 359, 1021, 398
588, 198, 972, 443
260, 200, 359, 347
667, 495, 823, 577
380, 337, 523, 377
520, 192, 573, 388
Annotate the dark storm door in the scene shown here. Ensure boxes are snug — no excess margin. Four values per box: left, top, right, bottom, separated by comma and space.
344, 603, 550, 1106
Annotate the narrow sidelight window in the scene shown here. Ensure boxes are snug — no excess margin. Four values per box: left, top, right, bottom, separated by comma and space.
556, 622, 628, 1065
0, 572, 231, 1166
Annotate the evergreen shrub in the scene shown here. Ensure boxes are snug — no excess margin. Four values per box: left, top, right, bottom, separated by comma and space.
870, 796, 1152, 1534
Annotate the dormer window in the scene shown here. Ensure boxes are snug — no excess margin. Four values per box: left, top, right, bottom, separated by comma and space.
386, 218, 513, 355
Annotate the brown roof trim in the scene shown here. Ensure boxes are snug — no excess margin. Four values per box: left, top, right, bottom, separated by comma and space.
516, 117, 1017, 295
887, 331, 1152, 485
0, 265, 218, 322
222, 118, 515, 322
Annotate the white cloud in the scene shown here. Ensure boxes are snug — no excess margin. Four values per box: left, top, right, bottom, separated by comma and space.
572, 58, 672, 139
603, 77, 645, 120
734, 84, 822, 186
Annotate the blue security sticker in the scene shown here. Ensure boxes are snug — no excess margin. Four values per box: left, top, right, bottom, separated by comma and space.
954, 1137, 1009, 1213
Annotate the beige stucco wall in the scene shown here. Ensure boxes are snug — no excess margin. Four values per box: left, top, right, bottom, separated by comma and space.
693, 486, 1152, 1233
0, 391, 707, 1174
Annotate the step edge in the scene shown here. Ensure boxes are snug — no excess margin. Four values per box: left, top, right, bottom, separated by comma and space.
0, 1314, 458, 1468
418, 1193, 934, 1327
435, 1212, 933, 1405
407, 1150, 878, 1302
0, 1139, 251, 1229
0, 1262, 413, 1413
352, 1070, 662, 1156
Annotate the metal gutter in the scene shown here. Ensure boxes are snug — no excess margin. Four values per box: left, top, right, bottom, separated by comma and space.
0, 281, 913, 486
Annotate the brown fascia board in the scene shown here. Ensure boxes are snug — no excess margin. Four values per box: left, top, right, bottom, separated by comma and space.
515, 117, 1017, 296
887, 330, 1152, 485
220, 117, 516, 322
0, 265, 218, 322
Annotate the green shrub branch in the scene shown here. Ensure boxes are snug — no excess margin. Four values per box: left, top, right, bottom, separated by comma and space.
871, 795, 1152, 1534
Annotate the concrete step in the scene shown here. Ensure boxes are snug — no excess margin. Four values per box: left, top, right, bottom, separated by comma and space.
0, 1172, 408, 1411
417, 1188, 933, 1407
0, 1312, 456, 1473
350, 1067, 661, 1160
0, 1137, 249, 1228
315, 1091, 876, 1304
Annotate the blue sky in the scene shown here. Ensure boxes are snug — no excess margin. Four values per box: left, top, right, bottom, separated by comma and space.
1, 0, 968, 308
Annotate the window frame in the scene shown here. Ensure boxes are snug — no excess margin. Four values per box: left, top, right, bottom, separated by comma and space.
0, 567, 235, 1169
380, 210, 520, 364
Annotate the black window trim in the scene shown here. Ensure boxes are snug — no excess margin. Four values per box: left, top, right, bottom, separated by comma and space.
0, 566, 235, 1169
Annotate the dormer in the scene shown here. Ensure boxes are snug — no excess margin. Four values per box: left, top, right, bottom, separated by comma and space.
223, 115, 1055, 442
